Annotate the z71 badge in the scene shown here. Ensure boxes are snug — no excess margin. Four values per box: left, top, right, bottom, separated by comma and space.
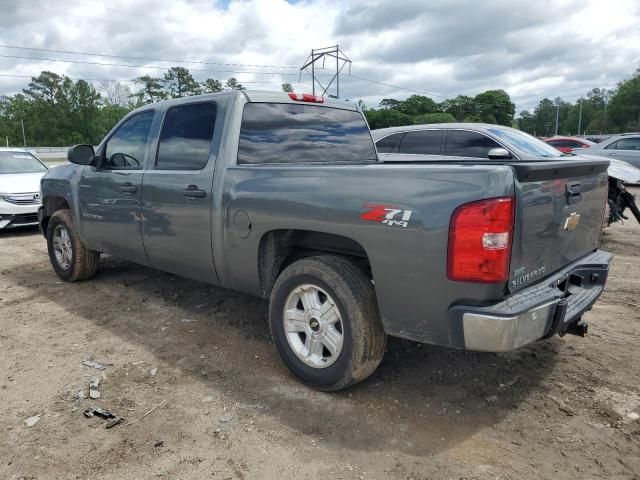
360, 204, 413, 228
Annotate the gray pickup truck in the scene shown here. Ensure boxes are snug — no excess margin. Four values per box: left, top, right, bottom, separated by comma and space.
39, 91, 612, 390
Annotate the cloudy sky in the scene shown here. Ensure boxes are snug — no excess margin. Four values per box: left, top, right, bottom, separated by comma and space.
1, 0, 639, 113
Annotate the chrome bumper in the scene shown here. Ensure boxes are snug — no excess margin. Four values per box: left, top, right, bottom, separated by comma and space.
450, 250, 613, 352
462, 301, 556, 352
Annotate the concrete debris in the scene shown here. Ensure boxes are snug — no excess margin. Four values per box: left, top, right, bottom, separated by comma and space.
485, 395, 499, 403
89, 377, 101, 400
625, 412, 639, 423
75, 390, 87, 400
201, 396, 213, 403
25, 415, 41, 427
82, 360, 108, 371
180, 318, 197, 323
149, 368, 158, 376
219, 412, 234, 423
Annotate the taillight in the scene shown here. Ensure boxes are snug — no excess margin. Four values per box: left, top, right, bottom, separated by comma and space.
447, 197, 514, 283
288, 92, 325, 103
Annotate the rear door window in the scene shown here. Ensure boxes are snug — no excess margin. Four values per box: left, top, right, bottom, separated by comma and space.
398, 130, 443, 155
156, 102, 217, 170
237, 103, 377, 164
375, 133, 404, 153
606, 138, 640, 151
445, 130, 501, 158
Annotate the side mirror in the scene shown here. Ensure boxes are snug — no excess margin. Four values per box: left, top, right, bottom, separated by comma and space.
68, 144, 95, 165
487, 147, 512, 160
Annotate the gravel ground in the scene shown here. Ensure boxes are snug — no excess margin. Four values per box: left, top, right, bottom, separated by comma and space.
0, 214, 639, 479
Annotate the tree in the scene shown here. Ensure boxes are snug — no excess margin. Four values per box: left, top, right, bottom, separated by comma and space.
281, 83, 294, 93
440, 95, 476, 121
464, 114, 484, 123
363, 109, 413, 129
516, 110, 536, 133
413, 112, 456, 124
23, 71, 63, 103
608, 69, 640, 132
474, 90, 515, 126
162, 67, 201, 98
133, 75, 166, 104
201, 78, 223, 93
99, 81, 133, 107
225, 77, 245, 90
379, 98, 403, 110
397, 95, 439, 116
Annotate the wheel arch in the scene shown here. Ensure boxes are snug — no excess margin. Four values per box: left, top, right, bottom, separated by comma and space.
39, 196, 71, 236
257, 229, 372, 299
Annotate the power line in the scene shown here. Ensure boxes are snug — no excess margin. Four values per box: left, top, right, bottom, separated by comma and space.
0, 73, 311, 87
348, 73, 444, 98
0, 44, 299, 70
0, 53, 302, 77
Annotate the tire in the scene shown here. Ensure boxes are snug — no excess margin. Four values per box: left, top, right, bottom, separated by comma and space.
46, 209, 99, 282
269, 255, 387, 391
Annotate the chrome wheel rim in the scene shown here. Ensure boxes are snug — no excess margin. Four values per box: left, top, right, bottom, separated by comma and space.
52, 225, 72, 270
283, 284, 344, 369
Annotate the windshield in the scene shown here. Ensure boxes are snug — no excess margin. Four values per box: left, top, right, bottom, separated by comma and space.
488, 128, 563, 158
0, 151, 48, 174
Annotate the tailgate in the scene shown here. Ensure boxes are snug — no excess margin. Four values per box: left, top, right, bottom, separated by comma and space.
508, 160, 609, 293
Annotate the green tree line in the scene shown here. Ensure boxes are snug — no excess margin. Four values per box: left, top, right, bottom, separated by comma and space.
362, 89, 517, 129
516, 69, 640, 136
0, 67, 245, 147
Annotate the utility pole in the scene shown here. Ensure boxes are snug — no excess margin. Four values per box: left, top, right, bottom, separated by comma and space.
300, 45, 352, 98
577, 97, 583, 136
5, 136, 8, 147
554, 98, 561, 136
21, 119, 26, 149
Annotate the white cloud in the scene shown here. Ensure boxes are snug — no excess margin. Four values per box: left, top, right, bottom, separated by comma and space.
0, 0, 638, 113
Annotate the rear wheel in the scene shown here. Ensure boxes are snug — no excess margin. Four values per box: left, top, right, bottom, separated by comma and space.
46, 209, 99, 282
269, 255, 386, 391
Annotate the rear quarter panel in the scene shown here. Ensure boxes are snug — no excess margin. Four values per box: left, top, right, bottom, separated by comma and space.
218, 163, 515, 347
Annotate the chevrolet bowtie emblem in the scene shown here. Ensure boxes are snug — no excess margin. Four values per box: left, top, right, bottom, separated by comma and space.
564, 212, 581, 231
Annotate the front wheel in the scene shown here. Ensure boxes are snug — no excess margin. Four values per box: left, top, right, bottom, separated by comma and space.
269, 255, 386, 391
46, 209, 100, 282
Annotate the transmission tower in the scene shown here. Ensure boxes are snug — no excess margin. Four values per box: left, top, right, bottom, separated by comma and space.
299, 45, 352, 98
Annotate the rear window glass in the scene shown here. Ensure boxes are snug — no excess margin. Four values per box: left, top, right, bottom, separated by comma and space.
237, 103, 377, 164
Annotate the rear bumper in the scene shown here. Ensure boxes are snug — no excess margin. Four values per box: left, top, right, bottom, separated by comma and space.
449, 250, 612, 352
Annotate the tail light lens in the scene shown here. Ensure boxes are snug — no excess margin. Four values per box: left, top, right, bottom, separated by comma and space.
288, 92, 325, 103
447, 197, 514, 283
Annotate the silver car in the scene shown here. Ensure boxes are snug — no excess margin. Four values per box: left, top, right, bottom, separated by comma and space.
0, 148, 48, 229
579, 133, 640, 168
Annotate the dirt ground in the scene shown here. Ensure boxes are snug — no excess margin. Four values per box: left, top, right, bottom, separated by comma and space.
1, 214, 639, 480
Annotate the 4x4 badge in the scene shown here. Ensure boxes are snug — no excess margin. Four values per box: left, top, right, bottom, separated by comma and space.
361, 204, 413, 228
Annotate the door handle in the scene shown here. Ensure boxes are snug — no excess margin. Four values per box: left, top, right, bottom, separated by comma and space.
120, 183, 137, 193
183, 185, 206, 199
